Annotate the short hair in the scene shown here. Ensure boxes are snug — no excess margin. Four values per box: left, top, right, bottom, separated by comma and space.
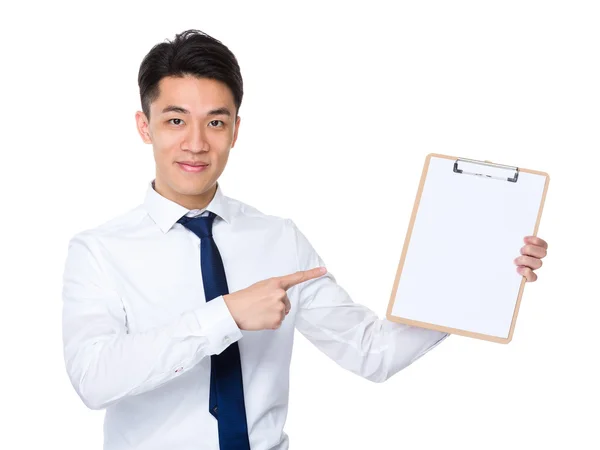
138, 29, 243, 120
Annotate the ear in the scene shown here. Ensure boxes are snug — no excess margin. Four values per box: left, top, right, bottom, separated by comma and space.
135, 111, 152, 144
231, 115, 241, 148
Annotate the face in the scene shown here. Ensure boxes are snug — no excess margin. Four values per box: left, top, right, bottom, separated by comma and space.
135, 75, 241, 210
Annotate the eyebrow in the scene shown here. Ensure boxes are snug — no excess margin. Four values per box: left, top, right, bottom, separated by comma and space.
160, 105, 232, 116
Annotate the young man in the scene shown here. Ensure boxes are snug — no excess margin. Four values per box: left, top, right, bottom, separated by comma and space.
61, 29, 548, 450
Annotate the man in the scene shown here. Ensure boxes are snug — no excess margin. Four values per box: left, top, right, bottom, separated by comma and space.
61, 29, 548, 450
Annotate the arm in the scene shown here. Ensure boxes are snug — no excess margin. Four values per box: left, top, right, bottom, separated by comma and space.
289, 219, 449, 383
61, 234, 242, 410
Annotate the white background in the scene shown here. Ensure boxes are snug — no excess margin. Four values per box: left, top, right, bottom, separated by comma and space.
1, 1, 598, 449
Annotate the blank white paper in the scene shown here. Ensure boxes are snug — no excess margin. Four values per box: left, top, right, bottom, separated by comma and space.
391, 156, 547, 338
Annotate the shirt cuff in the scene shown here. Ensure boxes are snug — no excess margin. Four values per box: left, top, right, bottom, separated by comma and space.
413, 331, 450, 361
194, 295, 243, 355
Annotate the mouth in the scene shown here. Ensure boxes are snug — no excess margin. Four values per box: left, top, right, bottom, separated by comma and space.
177, 162, 209, 173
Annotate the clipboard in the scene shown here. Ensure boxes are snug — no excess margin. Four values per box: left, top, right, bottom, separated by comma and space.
385, 153, 550, 344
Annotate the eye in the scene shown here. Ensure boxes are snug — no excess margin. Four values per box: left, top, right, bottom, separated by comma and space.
168, 118, 184, 126
209, 120, 224, 127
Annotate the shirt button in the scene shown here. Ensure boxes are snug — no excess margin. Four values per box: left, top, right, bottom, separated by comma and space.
223, 336, 230, 345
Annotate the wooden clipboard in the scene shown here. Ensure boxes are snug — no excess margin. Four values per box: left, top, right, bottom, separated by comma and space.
385, 153, 550, 344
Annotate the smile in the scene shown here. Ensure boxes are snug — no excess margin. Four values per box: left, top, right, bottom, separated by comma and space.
177, 163, 209, 173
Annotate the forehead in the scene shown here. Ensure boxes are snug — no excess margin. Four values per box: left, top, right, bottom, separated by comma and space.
152, 75, 235, 112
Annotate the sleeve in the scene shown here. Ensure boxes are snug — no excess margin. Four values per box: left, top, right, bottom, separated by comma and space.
61, 233, 243, 410
289, 219, 449, 383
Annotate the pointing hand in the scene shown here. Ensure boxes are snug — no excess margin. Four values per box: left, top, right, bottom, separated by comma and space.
223, 267, 327, 330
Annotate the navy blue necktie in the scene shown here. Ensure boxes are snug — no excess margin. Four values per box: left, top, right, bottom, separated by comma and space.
178, 211, 251, 450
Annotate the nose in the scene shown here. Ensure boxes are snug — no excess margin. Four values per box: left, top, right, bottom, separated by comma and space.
182, 123, 208, 152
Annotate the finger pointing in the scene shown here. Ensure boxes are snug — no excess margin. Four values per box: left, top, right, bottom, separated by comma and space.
278, 267, 327, 291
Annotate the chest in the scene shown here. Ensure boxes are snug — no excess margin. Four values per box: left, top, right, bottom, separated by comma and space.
101, 224, 298, 335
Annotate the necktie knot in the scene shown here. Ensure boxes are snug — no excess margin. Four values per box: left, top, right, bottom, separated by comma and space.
177, 211, 216, 238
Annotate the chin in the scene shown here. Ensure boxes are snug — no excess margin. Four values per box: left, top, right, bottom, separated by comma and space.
174, 178, 214, 196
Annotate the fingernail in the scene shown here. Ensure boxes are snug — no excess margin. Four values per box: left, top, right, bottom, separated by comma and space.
320, 267, 327, 274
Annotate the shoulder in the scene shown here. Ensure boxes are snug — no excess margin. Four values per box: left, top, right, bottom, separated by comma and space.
66, 205, 148, 248
227, 196, 294, 230
227, 196, 313, 256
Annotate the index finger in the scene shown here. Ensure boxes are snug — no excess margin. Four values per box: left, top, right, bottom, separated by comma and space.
525, 235, 548, 250
277, 267, 327, 291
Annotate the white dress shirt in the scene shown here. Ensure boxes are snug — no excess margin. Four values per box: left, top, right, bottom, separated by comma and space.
61, 180, 449, 450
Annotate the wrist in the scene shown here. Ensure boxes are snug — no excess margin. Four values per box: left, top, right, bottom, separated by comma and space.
222, 294, 240, 327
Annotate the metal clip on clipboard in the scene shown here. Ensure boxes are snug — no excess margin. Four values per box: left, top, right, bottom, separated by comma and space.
453, 157, 519, 183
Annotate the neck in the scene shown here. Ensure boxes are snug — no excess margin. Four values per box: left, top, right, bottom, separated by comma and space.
153, 179, 218, 211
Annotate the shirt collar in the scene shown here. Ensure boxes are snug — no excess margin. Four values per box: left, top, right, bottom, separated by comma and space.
143, 179, 233, 233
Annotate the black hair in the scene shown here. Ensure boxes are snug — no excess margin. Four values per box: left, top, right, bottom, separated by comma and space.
138, 29, 243, 120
